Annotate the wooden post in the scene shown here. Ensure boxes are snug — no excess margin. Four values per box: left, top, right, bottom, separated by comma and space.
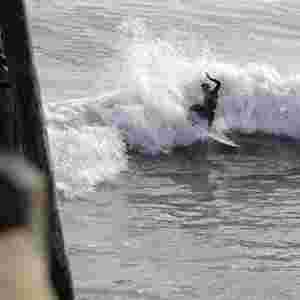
0, 1, 74, 300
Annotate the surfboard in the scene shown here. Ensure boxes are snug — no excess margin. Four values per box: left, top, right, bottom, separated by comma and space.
208, 130, 240, 148
189, 109, 239, 148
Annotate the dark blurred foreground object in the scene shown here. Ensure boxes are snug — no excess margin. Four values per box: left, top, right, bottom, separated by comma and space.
0, 29, 8, 74
0, 1, 74, 300
0, 28, 12, 146
0, 155, 57, 300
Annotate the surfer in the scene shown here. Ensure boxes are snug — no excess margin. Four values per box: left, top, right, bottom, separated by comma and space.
190, 73, 221, 128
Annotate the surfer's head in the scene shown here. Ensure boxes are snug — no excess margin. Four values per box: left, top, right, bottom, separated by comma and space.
201, 82, 210, 92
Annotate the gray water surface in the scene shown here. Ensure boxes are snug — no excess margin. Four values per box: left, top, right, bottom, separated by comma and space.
27, 0, 300, 298
61, 137, 300, 299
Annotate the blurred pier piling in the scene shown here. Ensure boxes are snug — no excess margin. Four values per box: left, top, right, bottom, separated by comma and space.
0, 1, 74, 300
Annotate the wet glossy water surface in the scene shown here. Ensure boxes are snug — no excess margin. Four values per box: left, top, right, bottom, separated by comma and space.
61, 137, 300, 299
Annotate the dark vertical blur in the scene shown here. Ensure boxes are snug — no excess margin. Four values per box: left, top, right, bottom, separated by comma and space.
0, 1, 74, 300
0, 29, 14, 150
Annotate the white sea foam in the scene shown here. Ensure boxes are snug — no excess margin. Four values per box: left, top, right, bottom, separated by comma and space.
46, 101, 127, 198
45, 18, 300, 196
102, 19, 300, 151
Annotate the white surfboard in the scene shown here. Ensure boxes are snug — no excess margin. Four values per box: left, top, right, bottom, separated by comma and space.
189, 110, 239, 148
208, 130, 240, 148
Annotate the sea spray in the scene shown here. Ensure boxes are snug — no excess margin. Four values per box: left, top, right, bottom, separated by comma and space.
48, 125, 127, 198
114, 19, 300, 141
46, 19, 300, 174
45, 90, 130, 198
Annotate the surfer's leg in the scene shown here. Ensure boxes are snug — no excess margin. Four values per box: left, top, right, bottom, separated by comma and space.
190, 104, 208, 119
207, 111, 215, 128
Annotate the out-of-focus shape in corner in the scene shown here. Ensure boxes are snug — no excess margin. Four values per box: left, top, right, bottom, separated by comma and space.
0, 154, 57, 300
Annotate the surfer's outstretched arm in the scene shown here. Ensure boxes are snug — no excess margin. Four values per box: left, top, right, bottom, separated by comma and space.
206, 73, 221, 93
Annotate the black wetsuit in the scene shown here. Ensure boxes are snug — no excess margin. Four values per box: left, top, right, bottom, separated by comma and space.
190, 76, 221, 127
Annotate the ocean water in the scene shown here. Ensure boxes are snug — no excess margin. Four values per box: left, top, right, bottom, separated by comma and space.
27, 0, 300, 299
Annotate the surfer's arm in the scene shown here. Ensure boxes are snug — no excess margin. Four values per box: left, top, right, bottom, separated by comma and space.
206, 73, 221, 93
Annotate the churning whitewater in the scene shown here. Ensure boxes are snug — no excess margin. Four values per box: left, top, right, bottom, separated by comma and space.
45, 19, 300, 196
